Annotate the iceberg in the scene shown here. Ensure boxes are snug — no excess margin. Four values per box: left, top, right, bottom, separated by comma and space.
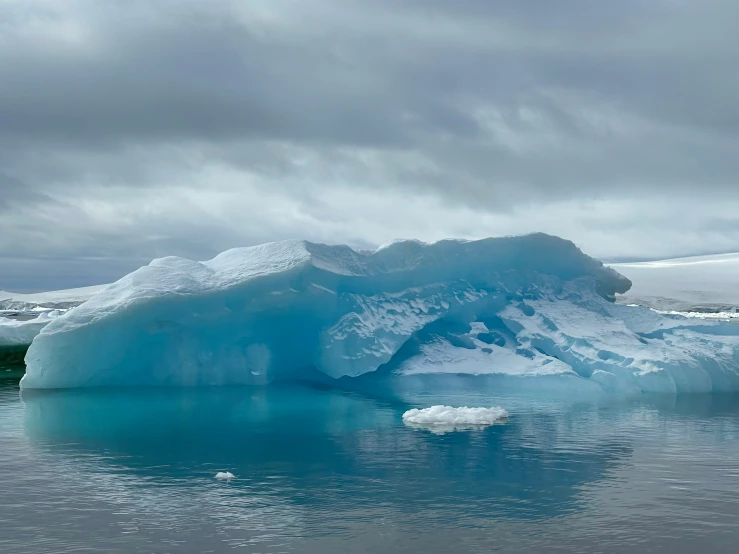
1, 311, 65, 366
0, 311, 65, 346
402, 405, 508, 434
20, 234, 739, 393
1, 286, 103, 366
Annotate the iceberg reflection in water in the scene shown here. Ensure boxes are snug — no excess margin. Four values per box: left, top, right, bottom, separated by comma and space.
1, 380, 738, 552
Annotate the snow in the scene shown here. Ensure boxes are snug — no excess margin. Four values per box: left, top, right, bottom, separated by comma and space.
376, 238, 427, 251
0, 285, 105, 350
0, 284, 106, 311
0, 310, 65, 348
395, 335, 574, 377
611, 253, 739, 312
215, 472, 235, 480
653, 309, 739, 321
382, 278, 739, 393
491, 284, 739, 393
402, 405, 508, 433
19, 233, 739, 393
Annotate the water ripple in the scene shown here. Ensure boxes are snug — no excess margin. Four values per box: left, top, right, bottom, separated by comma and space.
1, 381, 739, 552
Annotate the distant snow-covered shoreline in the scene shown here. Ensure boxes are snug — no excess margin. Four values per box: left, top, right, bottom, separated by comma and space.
611, 252, 739, 313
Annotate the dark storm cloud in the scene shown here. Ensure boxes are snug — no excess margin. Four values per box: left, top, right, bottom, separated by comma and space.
0, 0, 473, 148
2, 0, 737, 182
0, 0, 738, 290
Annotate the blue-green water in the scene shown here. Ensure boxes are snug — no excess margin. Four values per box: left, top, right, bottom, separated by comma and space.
1, 376, 738, 553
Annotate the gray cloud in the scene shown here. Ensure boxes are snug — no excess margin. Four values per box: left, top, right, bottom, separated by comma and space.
0, 0, 738, 291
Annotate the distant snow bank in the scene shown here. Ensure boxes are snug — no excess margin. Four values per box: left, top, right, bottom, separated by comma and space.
1, 285, 106, 349
0, 310, 66, 348
655, 309, 739, 321
403, 405, 508, 433
0, 285, 106, 311
612, 252, 739, 312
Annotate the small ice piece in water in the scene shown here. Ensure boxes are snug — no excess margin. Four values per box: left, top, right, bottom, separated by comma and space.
215, 471, 235, 480
402, 405, 508, 434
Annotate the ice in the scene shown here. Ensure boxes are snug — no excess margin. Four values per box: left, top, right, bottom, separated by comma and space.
653, 309, 739, 321
0, 311, 65, 348
402, 405, 508, 434
376, 238, 428, 251
486, 284, 739, 393
0, 285, 105, 353
612, 253, 739, 312
0, 284, 106, 311
215, 472, 235, 480
1, 283, 102, 353
1, 310, 67, 366
19, 234, 739, 393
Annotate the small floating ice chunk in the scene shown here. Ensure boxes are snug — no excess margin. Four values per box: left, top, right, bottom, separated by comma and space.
215, 471, 235, 480
402, 405, 508, 434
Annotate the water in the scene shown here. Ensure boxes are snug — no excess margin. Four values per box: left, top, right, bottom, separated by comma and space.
1, 376, 738, 553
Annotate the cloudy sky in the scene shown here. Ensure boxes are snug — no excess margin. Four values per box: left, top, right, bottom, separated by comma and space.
1, 0, 738, 291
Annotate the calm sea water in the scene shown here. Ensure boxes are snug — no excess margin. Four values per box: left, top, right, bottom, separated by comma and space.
1, 374, 738, 553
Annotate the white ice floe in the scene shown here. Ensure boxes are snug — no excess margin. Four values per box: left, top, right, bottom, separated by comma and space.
215, 471, 235, 480
402, 405, 508, 434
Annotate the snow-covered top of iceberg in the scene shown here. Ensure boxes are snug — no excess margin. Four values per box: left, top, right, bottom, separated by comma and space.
375, 238, 429, 251
41, 234, 630, 337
